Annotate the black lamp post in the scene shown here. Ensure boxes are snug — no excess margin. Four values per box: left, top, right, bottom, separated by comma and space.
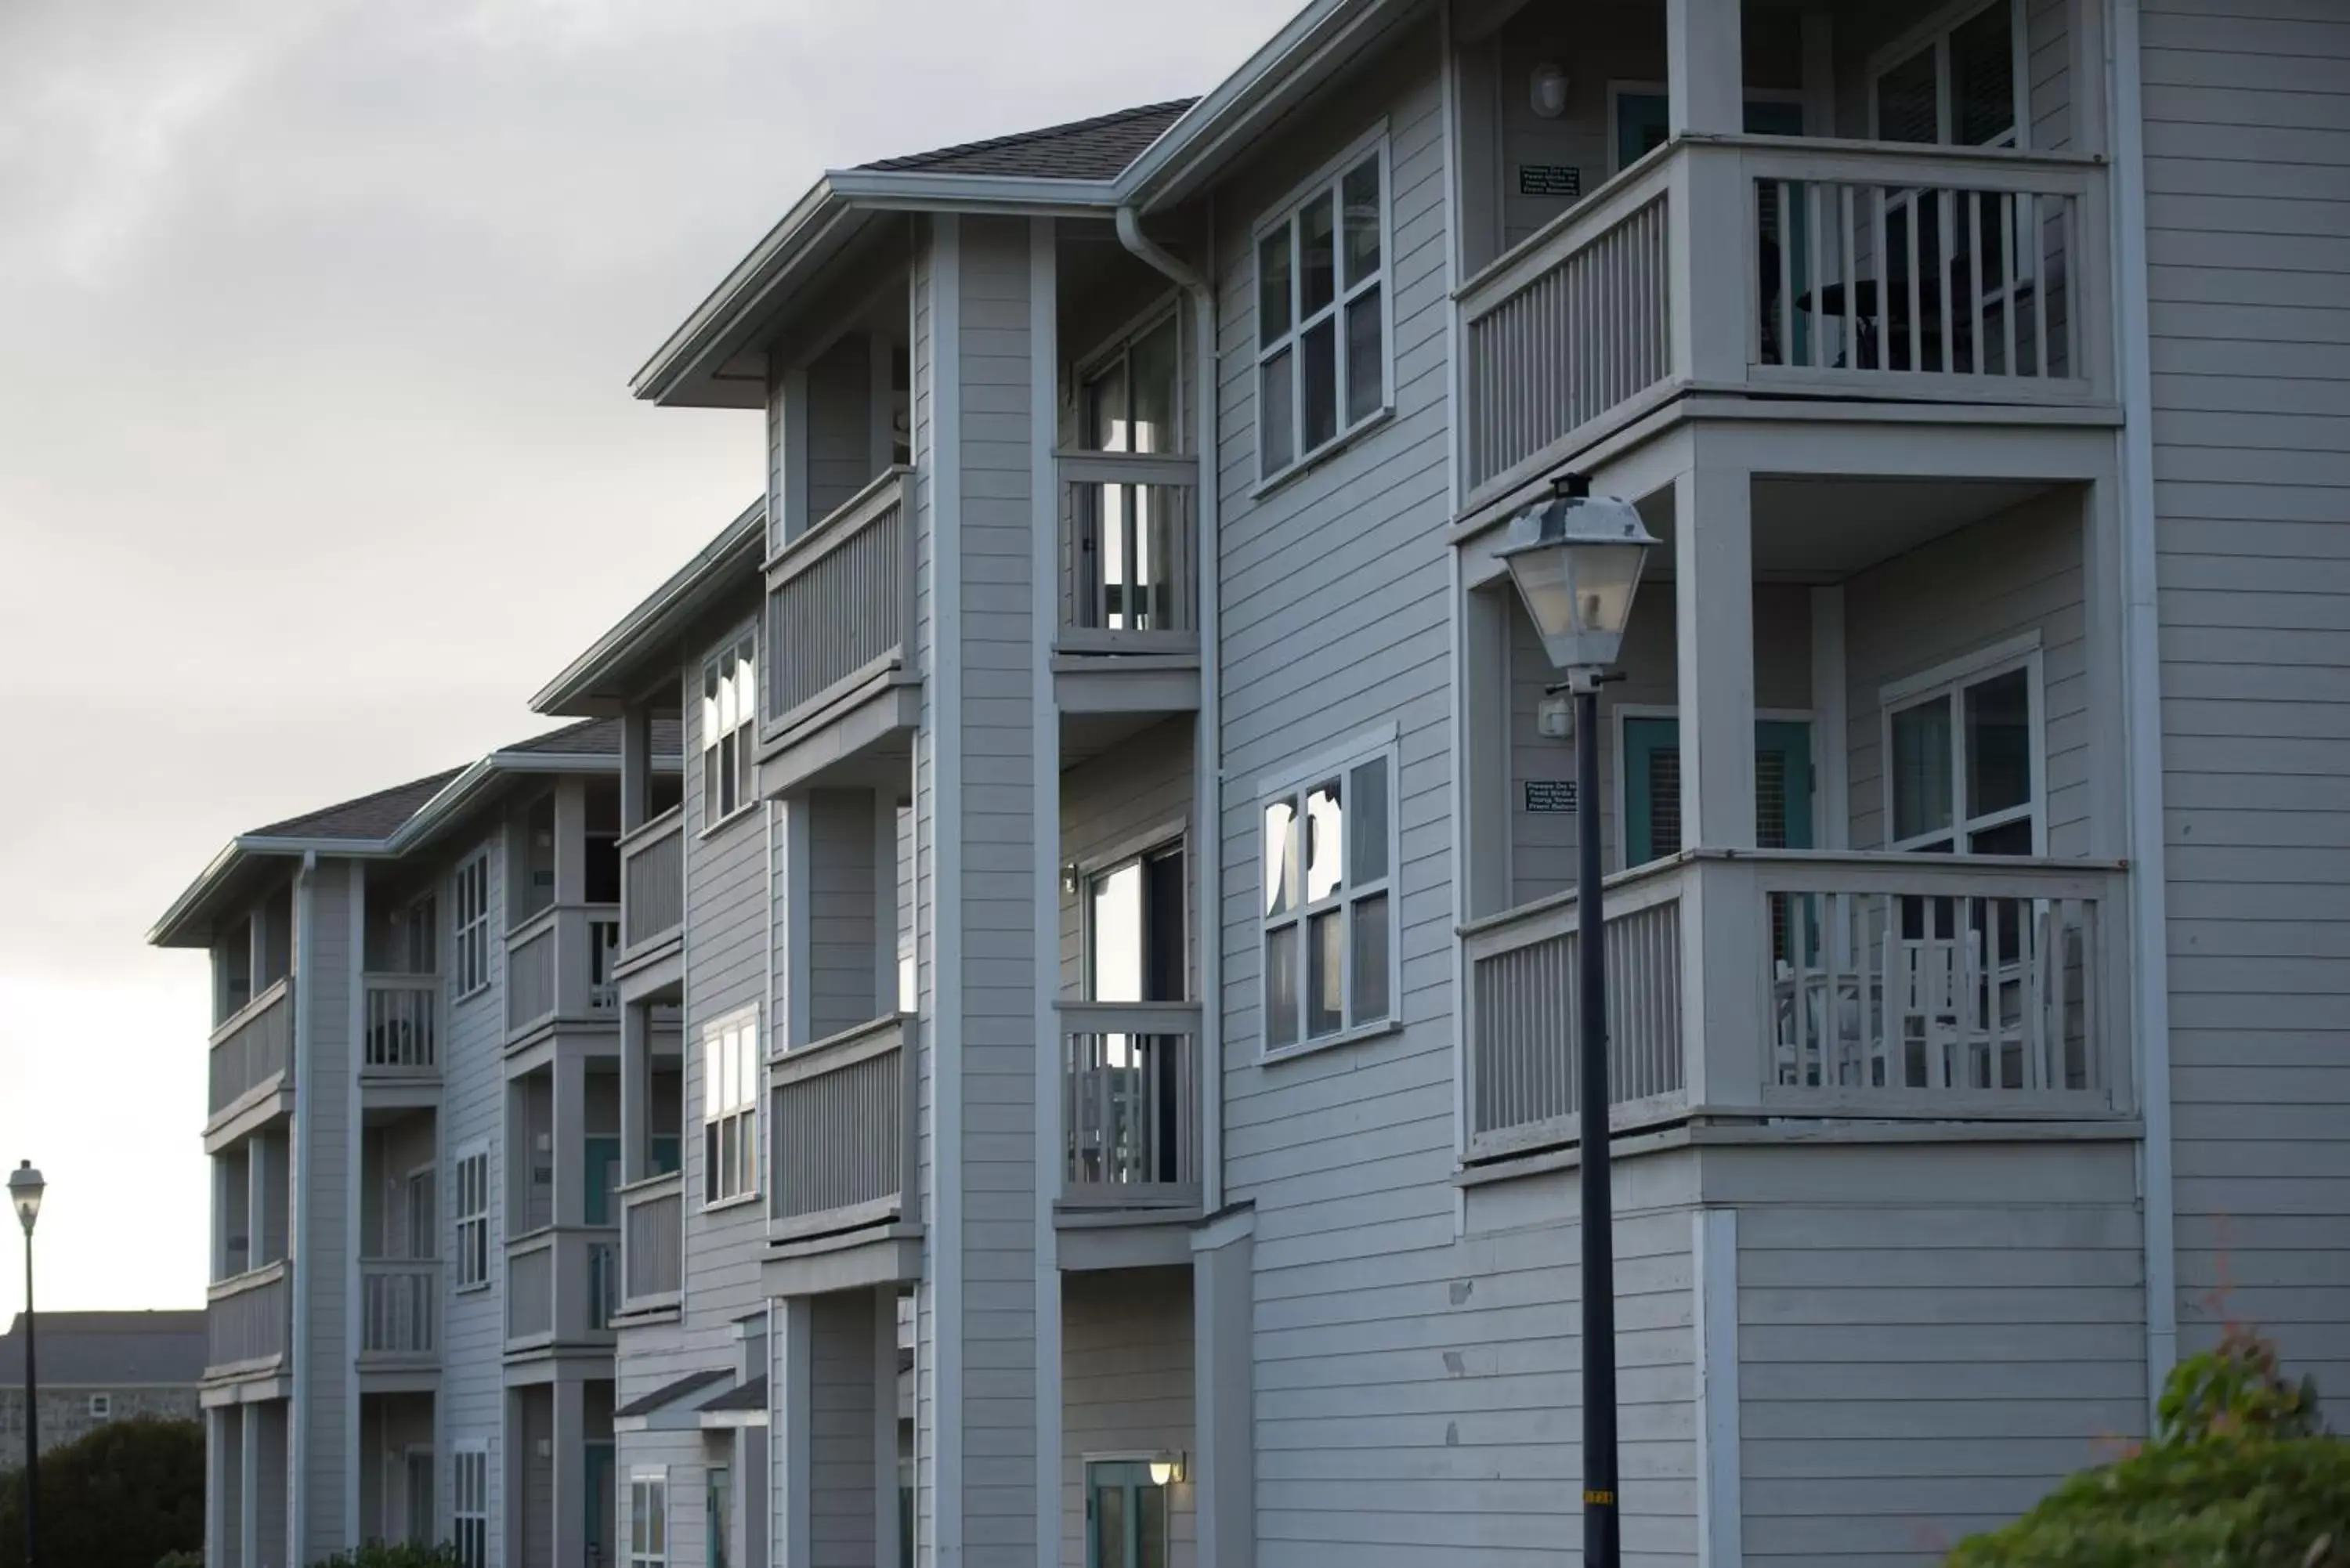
1495, 475, 1658, 1568
9, 1161, 45, 1568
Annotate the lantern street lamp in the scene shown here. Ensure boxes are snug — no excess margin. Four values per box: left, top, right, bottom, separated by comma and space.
9, 1161, 45, 1568
1494, 474, 1657, 1568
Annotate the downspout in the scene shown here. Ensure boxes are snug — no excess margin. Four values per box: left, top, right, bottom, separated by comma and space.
288, 848, 316, 1565
2108, 0, 2178, 1409
1115, 203, 1224, 1216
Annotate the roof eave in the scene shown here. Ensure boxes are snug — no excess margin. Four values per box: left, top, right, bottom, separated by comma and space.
532, 498, 768, 717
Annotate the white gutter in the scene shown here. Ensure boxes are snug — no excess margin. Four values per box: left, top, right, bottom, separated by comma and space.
1114, 204, 1225, 1215
2107, 0, 2178, 1411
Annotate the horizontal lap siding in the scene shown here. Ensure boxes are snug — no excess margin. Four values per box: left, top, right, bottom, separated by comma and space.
302, 862, 353, 1559
1726, 1143, 2146, 1565
2143, 0, 2350, 1399
1061, 1270, 1196, 1568
1843, 490, 2090, 853
812, 1294, 879, 1568
439, 832, 508, 1547
808, 789, 880, 1041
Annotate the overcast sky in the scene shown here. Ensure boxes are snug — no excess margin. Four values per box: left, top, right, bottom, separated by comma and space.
0, 0, 1267, 1318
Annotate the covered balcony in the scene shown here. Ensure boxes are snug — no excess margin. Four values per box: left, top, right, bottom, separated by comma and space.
357, 1105, 441, 1386
1456, 444, 2135, 1166
1451, 0, 2114, 507
505, 1055, 626, 1349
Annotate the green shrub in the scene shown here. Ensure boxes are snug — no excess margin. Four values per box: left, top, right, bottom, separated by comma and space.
155, 1554, 204, 1568
0, 1416, 203, 1568
309, 1546, 465, 1568
1949, 1330, 2350, 1567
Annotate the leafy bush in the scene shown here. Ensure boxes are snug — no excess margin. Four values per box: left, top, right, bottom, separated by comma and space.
155, 1554, 204, 1568
0, 1416, 203, 1568
310, 1546, 465, 1568
1949, 1330, 2350, 1567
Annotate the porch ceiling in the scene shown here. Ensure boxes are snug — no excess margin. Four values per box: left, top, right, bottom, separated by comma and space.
1636, 475, 2059, 583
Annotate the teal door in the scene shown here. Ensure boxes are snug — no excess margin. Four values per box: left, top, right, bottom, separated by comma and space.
707, 1465, 732, 1568
584, 1138, 620, 1227
1085, 1461, 1169, 1568
586, 1443, 614, 1568
653, 1135, 681, 1177
1614, 92, 1805, 172
1623, 716, 1816, 867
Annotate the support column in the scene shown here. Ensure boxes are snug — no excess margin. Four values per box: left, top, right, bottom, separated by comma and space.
620, 1002, 650, 1184
551, 1379, 588, 1568
238, 1404, 261, 1568
1810, 585, 1849, 850
1666, 0, 1744, 135
1673, 465, 1758, 849
874, 788, 902, 1015
874, 1289, 902, 1568
1192, 1224, 1255, 1568
773, 1298, 813, 1567
553, 1053, 588, 1231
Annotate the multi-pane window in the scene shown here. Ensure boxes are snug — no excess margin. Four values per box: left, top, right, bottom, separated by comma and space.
1884, 645, 2041, 855
702, 634, 757, 826
702, 1010, 759, 1206
1254, 136, 1388, 482
453, 853, 490, 998
1260, 740, 1398, 1056
629, 1472, 669, 1568
453, 1147, 490, 1290
452, 1446, 489, 1568
1872, 0, 2021, 149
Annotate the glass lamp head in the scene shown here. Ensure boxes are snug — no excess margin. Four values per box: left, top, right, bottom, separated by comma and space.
9, 1161, 43, 1236
1495, 475, 1658, 673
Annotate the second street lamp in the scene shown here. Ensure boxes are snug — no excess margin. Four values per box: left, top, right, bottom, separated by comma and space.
10, 1160, 46, 1568
1495, 474, 1658, 1568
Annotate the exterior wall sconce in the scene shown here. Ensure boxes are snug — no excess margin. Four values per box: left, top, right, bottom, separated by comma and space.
1148, 1451, 1187, 1487
1531, 63, 1570, 120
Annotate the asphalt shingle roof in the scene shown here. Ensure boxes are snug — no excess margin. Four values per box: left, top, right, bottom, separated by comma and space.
0, 1311, 206, 1386
859, 99, 1196, 181
614, 1369, 730, 1419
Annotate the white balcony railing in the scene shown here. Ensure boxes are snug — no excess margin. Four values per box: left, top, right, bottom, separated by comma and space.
205, 1260, 290, 1376
208, 978, 295, 1119
618, 1174, 683, 1312
1461, 851, 2131, 1162
1456, 136, 2112, 503
765, 468, 913, 735
1056, 451, 1199, 655
770, 1014, 913, 1242
361, 976, 439, 1075
618, 807, 685, 961
358, 1259, 440, 1360
1058, 1001, 1203, 1207
505, 904, 622, 1037
506, 1227, 622, 1347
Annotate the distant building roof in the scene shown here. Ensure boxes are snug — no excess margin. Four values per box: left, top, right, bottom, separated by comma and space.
859, 99, 1197, 181
0, 1311, 206, 1387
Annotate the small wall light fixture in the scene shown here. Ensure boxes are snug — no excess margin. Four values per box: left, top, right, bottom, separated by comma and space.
1148, 1451, 1188, 1487
1531, 63, 1570, 119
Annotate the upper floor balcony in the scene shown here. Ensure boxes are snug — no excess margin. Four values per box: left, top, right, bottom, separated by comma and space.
206, 977, 294, 1147
505, 902, 620, 1044
205, 1258, 289, 1383
616, 1170, 683, 1317
505, 1225, 620, 1353
1462, 850, 2132, 1165
616, 805, 685, 974
1457, 135, 2113, 507
361, 973, 440, 1097
768, 1013, 913, 1245
1058, 1001, 1202, 1212
357, 1257, 441, 1378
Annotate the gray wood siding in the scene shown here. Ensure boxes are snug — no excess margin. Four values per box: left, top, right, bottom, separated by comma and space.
1508, 583, 1813, 905
1061, 1270, 1195, 1568
812, 1293, 879, 1568
950, 211, 1043, 1566
520, 1389, 553, 1568
808, 789, 880, 1040
909, 221, 938, 1560
2140, 0, 2350, 1399
1843, 489, 2090, 855
808, 335, 876, 522
1059, 718, 1196, 998
1725, 1141, 2145, 1563
298, 860, 353, 1559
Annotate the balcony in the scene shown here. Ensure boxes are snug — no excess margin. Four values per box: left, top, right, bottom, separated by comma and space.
761, 468, 918, 793
1456, 136, 2113, 505
616, 806, 685, 970
207, 977, 295, 1137
357, 1258, 440, 1370
205, 1260, 289, 1381
616, 1172, 682, 1315
360, 975, 439, 1081
504, 904, 620, 1041
1054, 451, 1202, 721
1461, 851, 2131, 1163
1058, 1002, 1202, 1210
769, 1014, 913, 1243
504, 1227, 621, 1351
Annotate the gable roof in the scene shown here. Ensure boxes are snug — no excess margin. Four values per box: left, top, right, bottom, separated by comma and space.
0, 1310, 206, 1386
248, 768, 468, 842
859, 99, 1197, 180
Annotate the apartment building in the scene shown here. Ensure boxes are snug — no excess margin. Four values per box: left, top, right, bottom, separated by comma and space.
160, 0, 2348, 1563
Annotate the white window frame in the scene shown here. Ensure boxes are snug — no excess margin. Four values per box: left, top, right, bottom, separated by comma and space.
628, 1468, 671, 1568
452, 1143, 492, 1292
1256, 728, 1402, 1060
700, 630, 757, 833
86, 1393, 112, 1419
1079, 824, 1191, 1003
701, 1007, 761, 1209
1251, 125, 1394, 488
1878, 634, 2046, 855
452, 1442, 490, 1568
453, 851, 491, 999
1076, 299, 1184, 450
